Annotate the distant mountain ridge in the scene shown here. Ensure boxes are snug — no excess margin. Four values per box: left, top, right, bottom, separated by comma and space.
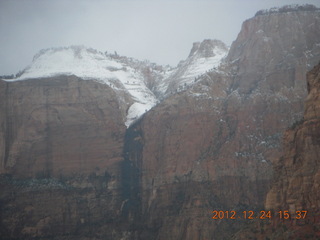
255, 3, 320, 16
157, 39, 228, 97
5, 39, 228, 126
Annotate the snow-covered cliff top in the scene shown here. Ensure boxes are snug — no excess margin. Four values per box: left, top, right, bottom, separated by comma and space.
255, 4, 319, 17
4, 40, 229, 125
157, 39, 228, 96
10, 46, 159, 127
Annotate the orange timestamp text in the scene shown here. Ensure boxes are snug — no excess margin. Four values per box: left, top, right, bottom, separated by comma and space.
211, 210, 308, 220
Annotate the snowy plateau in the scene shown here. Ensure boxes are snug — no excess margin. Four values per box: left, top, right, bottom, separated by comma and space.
7, 41, 228, 127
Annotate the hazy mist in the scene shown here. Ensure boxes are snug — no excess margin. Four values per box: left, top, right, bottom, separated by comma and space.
1, 0, 320, 75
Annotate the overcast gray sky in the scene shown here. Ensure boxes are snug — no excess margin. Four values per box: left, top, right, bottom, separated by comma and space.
0, 0, 320, 75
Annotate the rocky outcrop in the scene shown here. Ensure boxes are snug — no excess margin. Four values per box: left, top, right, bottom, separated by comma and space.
0, 76, 135, 239
231, 63, 320, 240
157, 39, 228, 97
13, 46, 165, 127
264, 63, 320, 238
0, 44, 225, 239
0, 175, 132, 240
227, 6, 320, 96
265, 63, 320, 212
0, 76, 126, 178
126, 7, 320, 239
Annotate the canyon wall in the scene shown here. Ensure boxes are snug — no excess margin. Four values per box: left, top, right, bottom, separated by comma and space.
128, 9, 320, 239
1, 7, 320, 240
231, 62, 320, 240
0, 76, 134, 239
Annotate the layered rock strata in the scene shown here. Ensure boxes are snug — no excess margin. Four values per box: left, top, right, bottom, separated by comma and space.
126, 7, 320, 239
0, 76, 132, 239
231, 62, 320, 240
1, 5, 320, 240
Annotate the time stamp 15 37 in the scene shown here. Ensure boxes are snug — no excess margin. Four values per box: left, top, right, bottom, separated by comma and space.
211, 210, 308, 220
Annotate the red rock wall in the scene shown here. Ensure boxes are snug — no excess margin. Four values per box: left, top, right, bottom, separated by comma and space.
128, 10, 320, 239
1, 9, 320, 240
0, 76, 125, 178
0, 76, 133, 239
266, 63, 320, 212
231, 64, 320, 240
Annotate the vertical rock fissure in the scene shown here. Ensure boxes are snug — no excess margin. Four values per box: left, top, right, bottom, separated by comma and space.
121, 121, 143, 226
44, 88, 53, 178
3, 82, 12, 169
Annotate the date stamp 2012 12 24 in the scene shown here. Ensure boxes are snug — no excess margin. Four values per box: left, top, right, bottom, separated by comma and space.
211, 210, 308, 220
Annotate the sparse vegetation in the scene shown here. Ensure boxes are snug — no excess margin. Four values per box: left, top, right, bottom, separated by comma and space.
288, 118, 304, 130
0, 74, 15, 79
255, 4, 319, 16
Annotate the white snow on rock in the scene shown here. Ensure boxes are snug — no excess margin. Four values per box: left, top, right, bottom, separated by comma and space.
16, 47, 123, 80
11, 46, 157, 127
255, 4, 319, 17
7, 40, 229, 126
181, 47, 227, 79
157, 39, 228, 96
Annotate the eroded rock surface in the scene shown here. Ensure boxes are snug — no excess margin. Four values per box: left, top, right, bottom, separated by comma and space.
1, 5, 320, 240
0, 76, 133, 239
126, 7, 320, 239
231, 63, 320, 240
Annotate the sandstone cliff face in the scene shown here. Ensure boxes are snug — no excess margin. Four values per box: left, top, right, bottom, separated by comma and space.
1, 6, 320, 240
0, 176, 133, 240
0, 76, 126, 178
0, 76, 136, 239
227, 9, 320, 96
126, 8, 320, 239
231, 63, 320, 240
263, 63, 320, 238
265, 63, 320, 212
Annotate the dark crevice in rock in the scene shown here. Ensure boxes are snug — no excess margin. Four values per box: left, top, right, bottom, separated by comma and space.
3, 82, 11, 169
121, 121, 143, 221
44, 90, 53, 179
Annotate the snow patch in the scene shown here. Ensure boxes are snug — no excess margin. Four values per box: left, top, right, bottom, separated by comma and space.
9, 46, 159, 127
158, 40, 228, 96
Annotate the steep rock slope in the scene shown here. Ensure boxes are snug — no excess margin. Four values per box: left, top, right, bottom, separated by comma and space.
126, 6, 320, 239
227, 5, 320, 96
0, 76, 134, 239
231, 62, 320, 240
0, 76, 126, 178
264, 62, 320, 239
0, 42, 225, 239
14, 46, 166, 127
157, 39, 228, 97
12, 45, 223, 127
1, 4, 320, 240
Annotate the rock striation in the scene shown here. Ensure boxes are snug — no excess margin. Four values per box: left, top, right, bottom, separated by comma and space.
125, 6, 320, 239
231, 62, 320, 240
157, 39, 228, 97
1, 5, 320, 240
0, 42, 227, 240
265, 62, 320, 214
264, 63, 320, 238
0, 76, 134, 239
0, 76, 126, 178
